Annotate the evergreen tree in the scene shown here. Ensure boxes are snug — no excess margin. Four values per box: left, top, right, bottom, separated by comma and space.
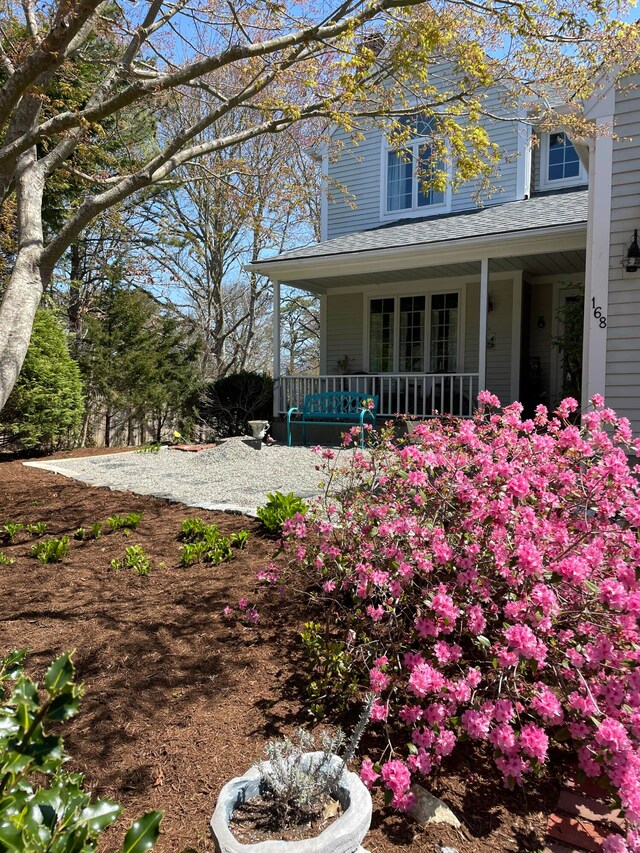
80, 287, 199, 445
0, 310, 83, 451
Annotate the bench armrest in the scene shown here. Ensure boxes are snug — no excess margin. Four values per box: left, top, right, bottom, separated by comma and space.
287, 406, 302, 421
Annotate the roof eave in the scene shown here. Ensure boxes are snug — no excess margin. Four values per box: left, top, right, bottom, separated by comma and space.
247, 222, 588, 284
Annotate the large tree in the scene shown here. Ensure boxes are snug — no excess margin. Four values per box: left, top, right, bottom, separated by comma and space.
0, 0, 636, 411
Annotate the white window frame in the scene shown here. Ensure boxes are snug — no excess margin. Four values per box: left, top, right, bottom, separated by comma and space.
366, 289, 462, 374
539, 132, 587, 191
380, 123, 451, 221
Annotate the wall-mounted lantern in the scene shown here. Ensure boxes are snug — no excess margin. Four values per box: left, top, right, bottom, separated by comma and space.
623, 229, 640, 273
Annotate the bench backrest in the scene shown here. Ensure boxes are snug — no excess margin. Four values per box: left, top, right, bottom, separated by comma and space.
302, 392, 379, 420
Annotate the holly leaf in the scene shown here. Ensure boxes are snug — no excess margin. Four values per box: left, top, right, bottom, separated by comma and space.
44, 653, 75, 696
121, 811, 162, 853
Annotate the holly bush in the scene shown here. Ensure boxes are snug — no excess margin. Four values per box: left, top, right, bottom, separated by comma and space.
0, 649, 162, 852
265, 394, 640, 852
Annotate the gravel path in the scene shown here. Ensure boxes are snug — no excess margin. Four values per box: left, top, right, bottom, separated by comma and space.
23, 439, 347, 515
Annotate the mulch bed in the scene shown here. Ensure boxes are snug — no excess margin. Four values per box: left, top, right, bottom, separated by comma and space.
0, 450, 560, 852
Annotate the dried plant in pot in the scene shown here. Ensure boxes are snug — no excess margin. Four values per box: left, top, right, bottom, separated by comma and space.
211, 708, 373, 853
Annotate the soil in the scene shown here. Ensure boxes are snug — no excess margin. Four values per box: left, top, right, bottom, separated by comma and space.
0, 449, 559, 852
229, 794, 342, 844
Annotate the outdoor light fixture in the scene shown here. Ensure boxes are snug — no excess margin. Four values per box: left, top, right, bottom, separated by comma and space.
537, 316, 546, 329
623, 229, 640, 273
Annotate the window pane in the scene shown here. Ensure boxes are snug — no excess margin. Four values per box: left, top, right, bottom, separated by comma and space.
399, 296, 425, 372
430, 293, 458, 373
387, 150, 412, 211
416, 143, 445, 207
370, 298, 395, 372
548, 132, 581, 181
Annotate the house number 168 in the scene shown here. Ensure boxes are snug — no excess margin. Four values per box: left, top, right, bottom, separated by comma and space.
591, 297, 607, 329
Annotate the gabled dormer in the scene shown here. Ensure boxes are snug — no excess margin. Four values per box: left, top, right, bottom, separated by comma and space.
317, 93, 588, 241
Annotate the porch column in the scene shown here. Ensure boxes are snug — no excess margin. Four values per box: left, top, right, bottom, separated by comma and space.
479, 257, 489, 393
583, 117, 613, 405
272, 279, 281, 417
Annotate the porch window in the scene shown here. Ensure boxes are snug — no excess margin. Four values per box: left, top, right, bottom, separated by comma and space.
385, 115, 447, 214
541, 132, 586, 188
430, 293, 458, 373
399, 295, 425, 371
370, 298, 395, 372
368, 292, 459, 373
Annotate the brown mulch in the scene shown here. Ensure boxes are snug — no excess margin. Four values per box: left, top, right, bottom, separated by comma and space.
0, 450, 560, 853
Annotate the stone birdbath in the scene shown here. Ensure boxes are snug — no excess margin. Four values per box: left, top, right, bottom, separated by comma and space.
245, 420, 270, 450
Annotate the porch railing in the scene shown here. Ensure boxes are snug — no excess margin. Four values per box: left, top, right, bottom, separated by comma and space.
276, 373, 479, 419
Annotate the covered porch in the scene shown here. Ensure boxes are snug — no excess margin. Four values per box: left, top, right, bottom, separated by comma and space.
249, 191, 589, 421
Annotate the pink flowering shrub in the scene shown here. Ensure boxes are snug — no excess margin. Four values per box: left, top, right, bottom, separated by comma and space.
269, 395, 640, 850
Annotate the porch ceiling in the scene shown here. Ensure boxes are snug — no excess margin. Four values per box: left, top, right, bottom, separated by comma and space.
285, 249, 586, 294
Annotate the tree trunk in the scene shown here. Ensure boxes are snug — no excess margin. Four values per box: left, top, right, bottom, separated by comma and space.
0, 148, 45, 412
105, 408, 111, 447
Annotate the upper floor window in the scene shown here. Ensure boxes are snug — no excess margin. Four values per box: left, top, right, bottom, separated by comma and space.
540, 132, 587, 189
384, 115, 448, 215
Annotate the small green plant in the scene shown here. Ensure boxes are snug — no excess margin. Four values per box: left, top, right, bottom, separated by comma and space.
2, 521, 23, 542
106, 512, 143, 532
0, 649, 162, 852
135, 442, 163, 454
230, 530, 250, 549
257, 492, 308, 534
75, 521, 103, 541
26, 521, 49, 537
111, 544, 151, 575
179, 540, 208, 567
257, 695, 373, 828
0, 550, 15, 565
179, 517, 210, 541
31, 536, 70, 564
177, 519, 249, 566
204, 532, 233, 565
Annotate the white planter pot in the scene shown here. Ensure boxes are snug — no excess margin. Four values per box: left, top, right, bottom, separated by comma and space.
210, 752, 372, 853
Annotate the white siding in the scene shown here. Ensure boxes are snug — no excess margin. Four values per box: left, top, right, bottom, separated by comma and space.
325, 293, 364, 372
485, 279, 514, 404
606, 74, 640, 429
326, 83, 525, 239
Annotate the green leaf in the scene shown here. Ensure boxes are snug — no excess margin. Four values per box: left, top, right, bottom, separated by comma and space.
44, 653, 75, 696
46, 693, 81, 722
476, 635, 491, 647
0, 819, 23, 851
121, 811, 162, 853
78, 799, 122, 833
553, 726, 571, 743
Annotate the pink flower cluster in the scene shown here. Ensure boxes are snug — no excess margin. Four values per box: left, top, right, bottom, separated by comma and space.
222, 597, 260, 625
277, 395, 640, 850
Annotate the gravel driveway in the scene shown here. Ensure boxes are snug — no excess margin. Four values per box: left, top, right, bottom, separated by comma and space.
22, 439, 347, 516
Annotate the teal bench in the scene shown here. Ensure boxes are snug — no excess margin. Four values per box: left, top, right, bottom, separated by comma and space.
287, 392, 379, 447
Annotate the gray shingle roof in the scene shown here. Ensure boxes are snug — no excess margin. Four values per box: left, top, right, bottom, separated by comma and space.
255, 188, 588, 265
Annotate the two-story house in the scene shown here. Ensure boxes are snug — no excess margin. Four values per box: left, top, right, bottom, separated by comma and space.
250, 73, 640, 433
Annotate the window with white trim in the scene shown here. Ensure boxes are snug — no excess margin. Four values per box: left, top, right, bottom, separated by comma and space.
368, 292, 459, 373
385, 115, 447, 214
540, 132, 587, 189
